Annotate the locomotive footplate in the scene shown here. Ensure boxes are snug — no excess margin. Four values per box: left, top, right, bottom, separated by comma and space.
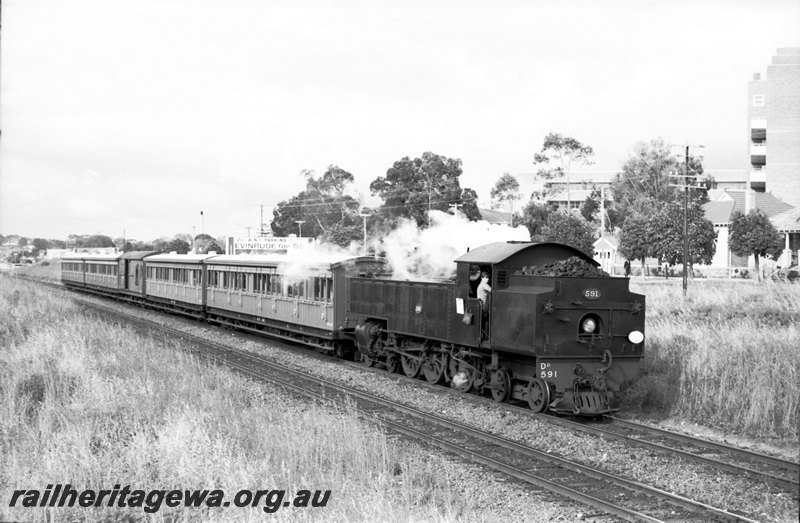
549, 390, 617, 416
537, 357, 620, 416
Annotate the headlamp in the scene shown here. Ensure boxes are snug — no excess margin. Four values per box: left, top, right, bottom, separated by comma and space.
581, 318, 597, 334
628, 330, 644, 344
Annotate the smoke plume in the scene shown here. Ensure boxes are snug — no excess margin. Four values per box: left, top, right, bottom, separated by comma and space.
371, 210, 529, 281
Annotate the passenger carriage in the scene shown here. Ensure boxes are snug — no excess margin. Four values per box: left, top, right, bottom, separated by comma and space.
142, 253, 217, 317
203, 253, 387, 355
60, 253, 122, 292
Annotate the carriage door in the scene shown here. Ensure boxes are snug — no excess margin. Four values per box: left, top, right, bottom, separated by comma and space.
128, 260, 142, 292
120, 260, 128, 289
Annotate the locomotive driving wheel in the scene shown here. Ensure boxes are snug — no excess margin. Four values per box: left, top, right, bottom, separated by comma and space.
385, 354, 400, 374
401, 354, 422, 378
490, 368, 512, 403
448, 356, 478, 393
360, 353, 375, 367
527, 378, 551, 413
421, 353, 446, 384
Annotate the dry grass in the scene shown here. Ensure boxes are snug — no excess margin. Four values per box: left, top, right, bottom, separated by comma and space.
2, 276, 562, 521
626, 279, 800, 442
10, 261, 60, 281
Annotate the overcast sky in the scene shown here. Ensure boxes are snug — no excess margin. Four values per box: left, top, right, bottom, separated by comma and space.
1, 0, 798, 242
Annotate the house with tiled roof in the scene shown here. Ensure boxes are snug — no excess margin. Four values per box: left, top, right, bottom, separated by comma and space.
701, 189, 795, 271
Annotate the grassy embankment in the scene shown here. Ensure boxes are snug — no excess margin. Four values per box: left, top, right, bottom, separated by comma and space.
626, 279, 800, 442
0, 276, 528, 521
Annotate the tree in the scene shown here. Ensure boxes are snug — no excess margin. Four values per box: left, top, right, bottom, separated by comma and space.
153, 238, 169, 252
193, 233, 214, 253
32, 238, 49, 251
203, 240, 224, 254
162, 238, 191, 254
321, 222, 362, 249
649, 203, 716, 270
82, 235, 114, 248
610, 138, 708, 229
272, 166, 361, 238
516, 199, 558, 239
459, 187, 481, 222
729, 210, 784, 281
532, 133, 594, 209
490, 173, 521, 215
539, 211, 596, 256
580, 189, 602, 223
129, 240, 154, 251
619, 213, 653, 273
17, 237, 29, 248
370, 152, 481, 228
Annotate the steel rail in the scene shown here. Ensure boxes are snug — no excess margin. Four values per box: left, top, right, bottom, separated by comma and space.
604, 415, 800, 475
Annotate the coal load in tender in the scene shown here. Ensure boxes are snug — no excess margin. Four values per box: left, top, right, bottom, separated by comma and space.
519, 256, 610, 278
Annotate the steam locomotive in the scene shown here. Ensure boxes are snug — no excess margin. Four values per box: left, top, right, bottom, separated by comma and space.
61, 241, 645, 415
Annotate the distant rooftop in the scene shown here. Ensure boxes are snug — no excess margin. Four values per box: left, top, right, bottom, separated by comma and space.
703, 190, 794, 224
478, 207, 512, 224
771, 207, 800, 232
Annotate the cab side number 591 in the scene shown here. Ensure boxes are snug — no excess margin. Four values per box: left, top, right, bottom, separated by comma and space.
583, 288, 601, 300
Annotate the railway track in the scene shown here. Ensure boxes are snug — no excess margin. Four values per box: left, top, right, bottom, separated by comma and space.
595, 415, 799, 492
384, 375, 799, 492
333, 351, 800, 494
79, 299, 764, 523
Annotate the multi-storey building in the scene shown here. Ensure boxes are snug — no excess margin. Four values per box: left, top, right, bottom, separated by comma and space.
748, 47, 800, 206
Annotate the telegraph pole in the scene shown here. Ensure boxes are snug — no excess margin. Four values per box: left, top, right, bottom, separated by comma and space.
668, 144, 705, 297
295, 220, 305, 237
683, 146, 689, 296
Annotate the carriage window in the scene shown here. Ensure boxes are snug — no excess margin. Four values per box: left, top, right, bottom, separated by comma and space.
209, 270, 223, 288
255, 273, 273, 294
174, 268, 188, 284
231, 272, 248, 291
270, 274, 282, 295
313, 276, 333, 302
